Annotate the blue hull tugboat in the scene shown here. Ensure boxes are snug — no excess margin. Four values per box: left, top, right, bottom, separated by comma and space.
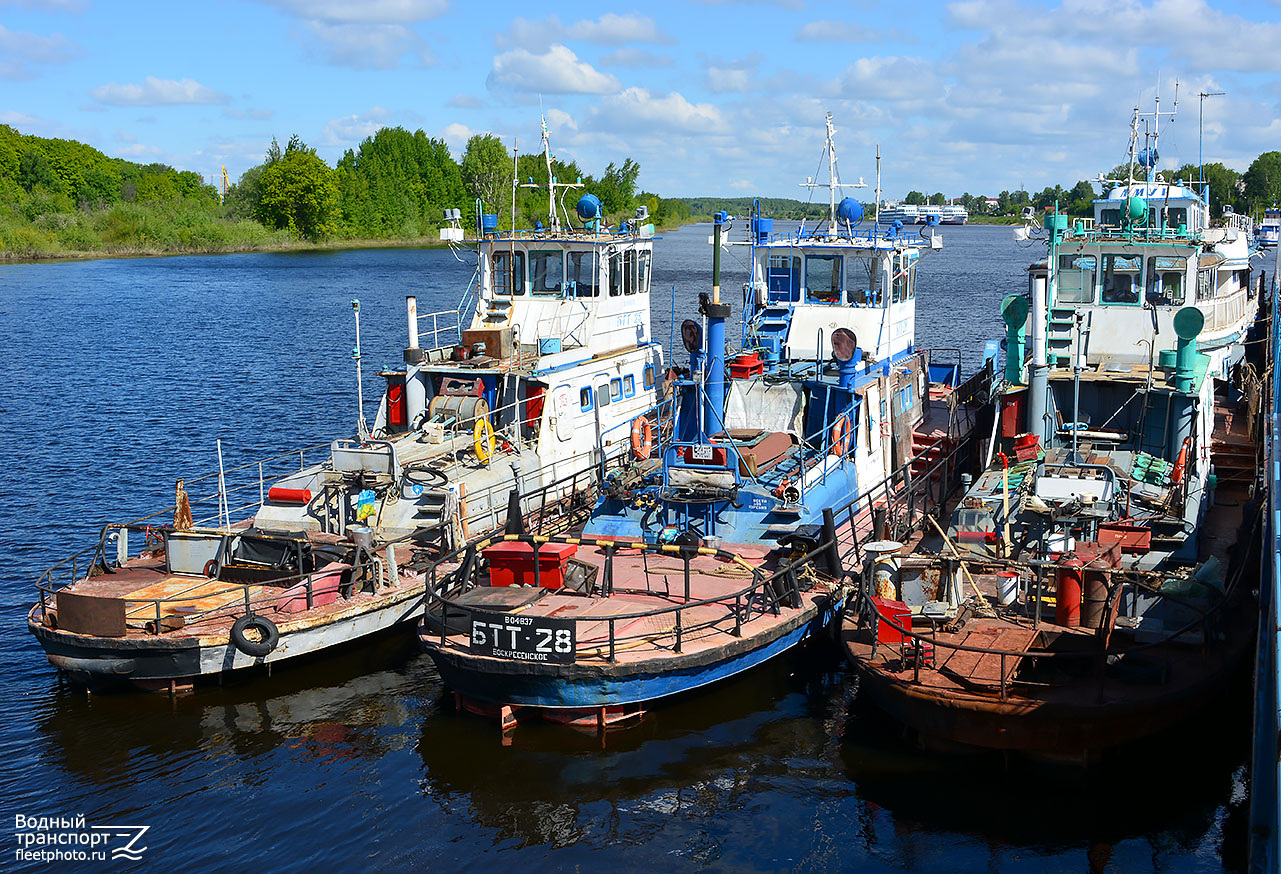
843, 90, 1267, 760
27, 122, 666, 690
418, 116, 991, 732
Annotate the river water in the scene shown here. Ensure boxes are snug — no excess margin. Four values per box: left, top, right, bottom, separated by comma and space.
0, 224, 1252, 872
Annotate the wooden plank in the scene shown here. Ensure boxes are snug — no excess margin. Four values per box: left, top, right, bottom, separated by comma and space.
121, 576, 210, 601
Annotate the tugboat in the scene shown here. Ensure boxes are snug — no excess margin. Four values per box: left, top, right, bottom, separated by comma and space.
417, 117, 992, 732
842, 91, 1265, 760
27, 122, 665, 689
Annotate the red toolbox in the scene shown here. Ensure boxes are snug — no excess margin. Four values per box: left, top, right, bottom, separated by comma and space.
483, 541, 578, 589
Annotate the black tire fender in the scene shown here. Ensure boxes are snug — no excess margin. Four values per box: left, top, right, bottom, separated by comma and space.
230, 614, 279, 658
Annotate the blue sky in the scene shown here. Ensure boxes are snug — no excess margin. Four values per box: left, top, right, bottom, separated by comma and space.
2, 0, 1280, 201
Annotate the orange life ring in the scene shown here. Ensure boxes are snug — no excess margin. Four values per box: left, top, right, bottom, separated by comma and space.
1171, 438, 1189, 485
830, 416, 850, 456
630, 417, 654, 460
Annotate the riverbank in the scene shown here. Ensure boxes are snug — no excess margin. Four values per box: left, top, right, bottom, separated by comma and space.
0, 216, 708, 265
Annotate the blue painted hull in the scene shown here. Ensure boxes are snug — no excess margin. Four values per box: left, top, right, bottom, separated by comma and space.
420, 596, 842, 709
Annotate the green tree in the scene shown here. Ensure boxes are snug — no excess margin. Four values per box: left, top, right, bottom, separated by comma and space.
460, 134, 512, 220
928, 192, 946, 206
1243, 152, 1281, 210
593, 158, 640, 215
256, 137, 337, 240
904, 190, 926, 205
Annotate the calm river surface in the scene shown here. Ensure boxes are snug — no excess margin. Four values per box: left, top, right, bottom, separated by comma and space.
0, 224, 1252, 872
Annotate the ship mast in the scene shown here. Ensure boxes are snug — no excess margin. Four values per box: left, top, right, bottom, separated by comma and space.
521, 108, 582, 235
799, 113, 865, 236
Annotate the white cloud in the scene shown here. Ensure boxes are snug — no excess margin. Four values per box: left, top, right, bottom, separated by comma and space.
257, 0, 443, 69
707, 66, 751, 93
0, 25, 82, 80
487, 45, 619, 95
439, 122, 474, 152
91, 76, 228, 106
302, 21, 431, 69
496, 13, 672, 50
258, 0, 447, 23
795, 20, 898, 42
319, 106, 390, 147
589, 88, 724, 135
566, 13, 672, 45
598, 48, 674, 68
446, 94, 483, 109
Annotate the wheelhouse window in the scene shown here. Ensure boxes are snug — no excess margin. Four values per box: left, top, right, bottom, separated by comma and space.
1101, 254, 1141, 304
892, 254, 910, 303
1166, 207, 1187, 229
637, 251, 651, 294
805, 254, 842, 303
623, 250, 637, 295
768, 254, 801, 302
529, 251, 564, 296
1056, 254, 1096, 304
1196, 267, 1214, 301
1145, 256, 1186, 306
1100, 208, 1121, 227
568, 251, 598, 297
848, 255, 882, 306
609, 252, 623, 297
492, 251, 525, 296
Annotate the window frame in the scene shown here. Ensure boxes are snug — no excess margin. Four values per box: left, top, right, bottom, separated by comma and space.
492, 250, 526, 296
529, 250, 565, 297
1100, 253, 1142, 305
804, 253, 843, 304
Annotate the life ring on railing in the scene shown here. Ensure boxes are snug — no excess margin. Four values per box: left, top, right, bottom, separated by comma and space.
230, 614, 279, 658
1171, 438, 1189, 485
830, 416, 850, 456
473, 417, 496, 463
203, 559, 219, 579
631, 417, 654, 460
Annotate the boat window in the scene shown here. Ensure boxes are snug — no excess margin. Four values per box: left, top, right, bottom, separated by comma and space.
637, 251, 651, 294
1056, 254, 1096, 304
492, 250, 525, 296
580, 387, 593, 411
623, 375, 635, 397
768, 254, 801, 302
864, 396, 873, 453
892, 255, 908, 304
1100, 208, 1120, 227
609, 252, 622, 297
1145, 256, 1185, 306
609, 378, 622, 401
1196, 268, 1214, 301
568, 251, 598, 298
529, 251, 564, 296
848, 255, 882, 306
1167, 207, 1187, 229
805, 254, 842, 303
907, 263, 916, 300
596, 383, 611, 407
1100, 254, 1141, 304
623, 250, 637, 295
643, 365, 655, 389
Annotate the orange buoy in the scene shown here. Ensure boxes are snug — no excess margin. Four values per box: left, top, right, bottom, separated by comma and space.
829, 416, 850, 456
1170, 437, 1189, 485
630, 416, 654, 460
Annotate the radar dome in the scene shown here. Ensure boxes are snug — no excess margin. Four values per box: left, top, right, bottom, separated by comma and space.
576, 193, 602, 221
836, 197, 864, 224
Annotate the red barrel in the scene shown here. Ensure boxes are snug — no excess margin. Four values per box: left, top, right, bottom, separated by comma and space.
1055, 557, 1083, 627
267, 487, 312, 505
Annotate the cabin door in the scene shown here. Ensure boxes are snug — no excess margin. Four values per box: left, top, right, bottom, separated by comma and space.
890, 380, 913, 470
550, 385, 575, 442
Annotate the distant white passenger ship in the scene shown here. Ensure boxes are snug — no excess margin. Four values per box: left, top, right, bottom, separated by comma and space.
878, 202, 968, 225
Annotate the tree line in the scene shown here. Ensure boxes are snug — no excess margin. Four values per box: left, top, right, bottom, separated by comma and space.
3, 117, 1280, 257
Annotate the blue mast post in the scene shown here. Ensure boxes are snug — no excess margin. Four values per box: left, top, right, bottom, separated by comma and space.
703, 211, 731, 439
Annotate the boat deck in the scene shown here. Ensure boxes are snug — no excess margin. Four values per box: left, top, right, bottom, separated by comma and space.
37, 538, 419, 644
428, 541, 835, 665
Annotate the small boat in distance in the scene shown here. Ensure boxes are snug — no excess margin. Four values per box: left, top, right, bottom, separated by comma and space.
876, 202, 968, 226
1256, 206, 1280, 248
842, 90, 1264, 760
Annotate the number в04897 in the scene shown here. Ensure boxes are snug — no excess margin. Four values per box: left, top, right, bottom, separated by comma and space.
468, 610, 577, 664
